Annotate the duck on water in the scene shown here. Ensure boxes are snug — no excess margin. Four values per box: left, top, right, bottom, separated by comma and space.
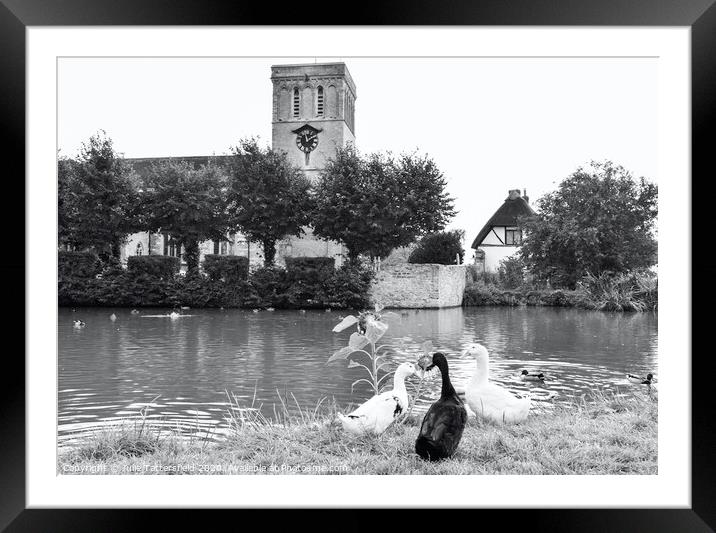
520, 370, 545, 382
627, 373, 653, 386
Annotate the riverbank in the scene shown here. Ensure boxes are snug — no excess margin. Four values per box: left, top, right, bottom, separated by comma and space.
58, 391, 657, 475
463, 270, 657, 312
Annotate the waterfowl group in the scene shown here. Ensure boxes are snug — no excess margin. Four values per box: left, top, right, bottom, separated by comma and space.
73, 319, 85, 328
415, 353, 467, 461
337, 362, 418, 435
463, 344, 531, 424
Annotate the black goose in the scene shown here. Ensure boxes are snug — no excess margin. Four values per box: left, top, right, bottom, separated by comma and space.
415, 352, 467, 461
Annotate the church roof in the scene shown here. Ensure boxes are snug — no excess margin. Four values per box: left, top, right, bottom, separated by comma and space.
471, 192, 537, 249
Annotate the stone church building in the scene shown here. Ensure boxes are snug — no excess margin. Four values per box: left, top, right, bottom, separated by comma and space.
120, 62, 357, 270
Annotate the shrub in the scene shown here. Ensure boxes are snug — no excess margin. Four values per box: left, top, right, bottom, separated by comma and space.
462, 281, 504, 306
203, 255, 249, 282
408, 230, 465, 265
173, 271, 251, 308
497, 256, 525, 289
58, 251, 102, 278
127, 255, 180, 279
246, 266, 289, 308
320, 264, 374, 309
462, 282, 580, 308
284, 257, 335, 284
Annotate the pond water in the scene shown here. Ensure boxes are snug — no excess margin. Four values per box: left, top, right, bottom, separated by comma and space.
58, 306, 657, 445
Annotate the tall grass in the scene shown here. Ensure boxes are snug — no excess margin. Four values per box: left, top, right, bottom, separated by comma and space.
576, 271, 657, 312
59, 388, 658, 475
462, 268, 657, 312
59, 401, 185, 463
224, 388, 340, 431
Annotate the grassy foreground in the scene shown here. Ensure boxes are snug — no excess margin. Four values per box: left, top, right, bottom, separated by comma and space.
58, 391, 657, 475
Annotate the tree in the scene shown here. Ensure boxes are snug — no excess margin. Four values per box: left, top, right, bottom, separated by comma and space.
57, 132, 141, 261
408, 230, 465, 265
58, 155, 80, 248
519, 161, 658, 288
312, 146, 456, 263
226, 138, 313, 266
141, 160, 231, 272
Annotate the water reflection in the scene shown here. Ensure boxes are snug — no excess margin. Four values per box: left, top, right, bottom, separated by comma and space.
59, 306, 657, 445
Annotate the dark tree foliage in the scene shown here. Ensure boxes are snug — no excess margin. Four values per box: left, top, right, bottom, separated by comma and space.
58, 156, 80, 247
408, 230, 465, 265
519, 161, 658, 288
226, 138, 313, 266
202, 255, 250, 282
140, 160, 231, 272
312, 146, 456, 262
57, 132, 142, 260
127, 255, 180, 279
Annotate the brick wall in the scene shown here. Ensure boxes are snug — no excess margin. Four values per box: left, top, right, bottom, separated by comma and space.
370, 264, 467, 309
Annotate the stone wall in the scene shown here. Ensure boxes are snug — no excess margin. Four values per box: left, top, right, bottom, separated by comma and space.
370, 264, 467, 309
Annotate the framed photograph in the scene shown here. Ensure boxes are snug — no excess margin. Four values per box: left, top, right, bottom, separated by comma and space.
6, 0, 713, 529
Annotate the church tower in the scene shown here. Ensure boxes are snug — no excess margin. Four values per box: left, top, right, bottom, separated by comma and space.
271, 62, 356, 181
269, 62, 356, 265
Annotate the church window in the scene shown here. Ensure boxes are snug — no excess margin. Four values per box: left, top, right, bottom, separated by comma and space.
164, 234, 181, 258
293, 87, 300, 117
317, 86, 324, 116
136, 242, 143, 256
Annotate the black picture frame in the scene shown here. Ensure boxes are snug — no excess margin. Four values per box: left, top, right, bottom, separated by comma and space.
4, 0, 713, 530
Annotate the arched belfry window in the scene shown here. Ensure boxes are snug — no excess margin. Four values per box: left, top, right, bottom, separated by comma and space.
293, 87, 300, 118
317, 86, 324, 116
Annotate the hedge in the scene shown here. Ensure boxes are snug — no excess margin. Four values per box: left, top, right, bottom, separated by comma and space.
58, 251, 101, 278
58, 260, 373, 310
127, 255, 180, 279
284, 257, 335, 283
203, 255, 249, 282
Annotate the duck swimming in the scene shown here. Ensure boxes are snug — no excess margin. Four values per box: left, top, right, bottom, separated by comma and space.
109, 313, 117, 322
627, 373, 653, 385
73, 320, 86, 328
415, 353, 467, 461
520, 370, 545, 382
130, 309, 140, 315
464, 344, 530, 424
169, 311, 181, 320
337, 362, 418, 436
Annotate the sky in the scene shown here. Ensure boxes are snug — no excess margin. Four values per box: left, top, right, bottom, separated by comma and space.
58, 57, 658, 260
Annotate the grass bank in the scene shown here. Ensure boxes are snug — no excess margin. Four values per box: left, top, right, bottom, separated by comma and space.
59, 390, 657, 475
463, 270, 657, 312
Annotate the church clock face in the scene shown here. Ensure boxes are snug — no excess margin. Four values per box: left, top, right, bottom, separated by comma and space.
292, 124, 322, 154
296, 130, 319, 153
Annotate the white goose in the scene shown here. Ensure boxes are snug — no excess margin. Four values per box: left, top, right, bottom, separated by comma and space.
337, 362, 417, 435
463, 344, 530, 424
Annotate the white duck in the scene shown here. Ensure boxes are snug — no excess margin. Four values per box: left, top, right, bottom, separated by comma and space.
463, 344, 531, 424
337, 362, 417, 435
